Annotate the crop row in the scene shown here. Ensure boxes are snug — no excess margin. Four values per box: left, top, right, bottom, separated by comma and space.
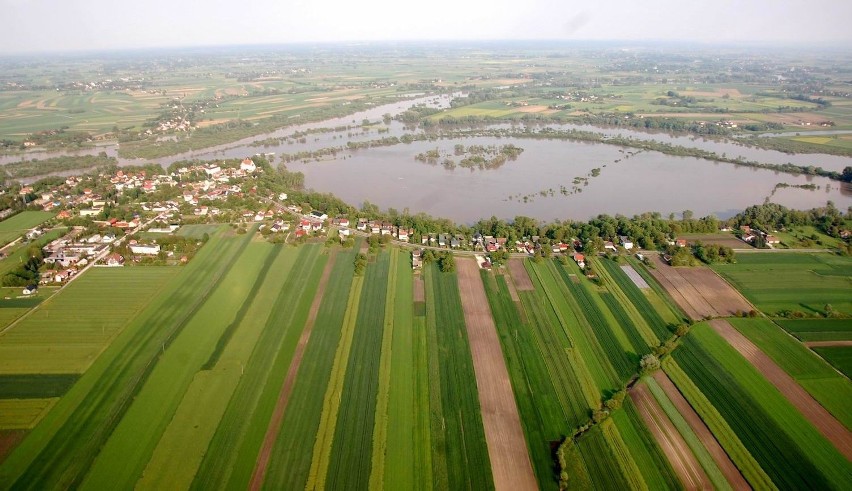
673, 325, 849, 489
574, 423, 631, 490
425, 264, 494, 490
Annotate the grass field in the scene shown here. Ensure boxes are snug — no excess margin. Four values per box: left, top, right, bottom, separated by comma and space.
713, 253, 852, 315
0, 212, 55, 248
0, 267, 179, 374
673, 323, 850, 490
776, 319, 852, 342
176, 224, 224, 239
728, 318, 852, 429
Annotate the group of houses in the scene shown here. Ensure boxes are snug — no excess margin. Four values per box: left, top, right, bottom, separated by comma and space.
739, 225, 780, 246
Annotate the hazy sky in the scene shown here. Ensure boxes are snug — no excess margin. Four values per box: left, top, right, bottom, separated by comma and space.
1, 0, 850, 54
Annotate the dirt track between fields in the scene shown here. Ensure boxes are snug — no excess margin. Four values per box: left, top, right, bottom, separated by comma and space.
647, 255, 752, 319
804, 340, 852, 348
456, 259, 537, 491
248, 251, 337, 491
709, 319, 852, 460
630, 383, 713, 490
652, 371, 750, 489
507, 258, 534, 291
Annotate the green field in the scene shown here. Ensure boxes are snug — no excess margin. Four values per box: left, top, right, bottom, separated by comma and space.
0, 230, 252, 489
728, 318, 852, 429
776, 319, 852, 342
673, 323, 850, 490
0, 267, 178, 374
0, 212, 55, 248
812, 347, 852, 379
176, 224, 223, 239
713, 253, 852, 315
424, 264, 493, 490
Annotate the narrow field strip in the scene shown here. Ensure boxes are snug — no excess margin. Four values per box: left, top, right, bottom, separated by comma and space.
456, 259, 537, 491
305, 274, 365, 490
248, 249, 338, 491
630, 382, 713, 491
664, 359, 776, 490
651, 370, 750, 489
259, 245, 358, 491
709, 319, 852, 459
369, 248, 398, 490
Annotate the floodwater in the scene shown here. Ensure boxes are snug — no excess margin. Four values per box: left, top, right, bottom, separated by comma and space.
292, 136, 851, 223
4, 93, 852, 223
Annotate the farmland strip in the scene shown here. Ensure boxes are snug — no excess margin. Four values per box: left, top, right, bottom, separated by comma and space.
456, 259, 537, 491
0, 231, 251, 490
630, 382, 713, 491
248, 248, 337, 491
483, 272, 564, 490
664, 359, 776, 490
259, 246, 358, 491
651, 370, 750, 489
304, 272, 365, 490
709, 319, 852, 459
674, 326, 847, 489
324, 251, 391, 490
369, 249, 398, 490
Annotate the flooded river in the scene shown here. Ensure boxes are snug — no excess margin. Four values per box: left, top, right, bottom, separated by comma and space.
4, 94, 851, 223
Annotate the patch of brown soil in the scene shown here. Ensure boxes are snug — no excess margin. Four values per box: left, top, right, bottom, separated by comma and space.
652, 371, 750, 489
412, 275, 425, 302
248, 250, 337, 490
507, 258, 534, 291
709, 319, 852, 459
630, 384, 713, 490
0, 430, 26, 465
456, 259, 537, 491
647, 256, 752, 320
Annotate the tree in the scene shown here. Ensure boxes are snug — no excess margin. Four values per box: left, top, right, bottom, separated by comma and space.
639, 354, 661, 375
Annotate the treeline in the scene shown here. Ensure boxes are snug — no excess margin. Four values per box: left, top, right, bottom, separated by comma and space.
2, 244, 44, 287
2, 153, 117, 180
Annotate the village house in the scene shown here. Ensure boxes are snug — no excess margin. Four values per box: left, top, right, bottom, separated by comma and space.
573, 253, 586, 269
675, 239, 688, 248
105, 253, 125, 267
357, 218, 368, 231
310, 210, 328, 221
411, 249, 422, 270
240, 158, 257, 173
766, 235, 780, 245
604, 241, 617, 252
619, 236, 634, 250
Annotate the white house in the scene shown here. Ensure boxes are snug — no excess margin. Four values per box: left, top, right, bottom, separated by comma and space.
619, 236, 634, 250
240, 158, 257, 173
